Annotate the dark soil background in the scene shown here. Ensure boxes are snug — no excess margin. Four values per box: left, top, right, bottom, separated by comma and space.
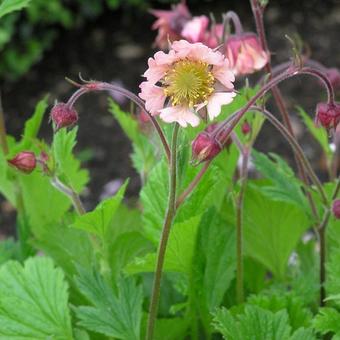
1, 0, 340, 232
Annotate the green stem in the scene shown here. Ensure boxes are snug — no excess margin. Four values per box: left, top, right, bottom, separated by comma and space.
146, 123, 180, 340
236, 148, 250, 304
50, 177, 86, 215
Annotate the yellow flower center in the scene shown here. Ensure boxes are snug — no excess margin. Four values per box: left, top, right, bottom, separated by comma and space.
163, 60, 215, 107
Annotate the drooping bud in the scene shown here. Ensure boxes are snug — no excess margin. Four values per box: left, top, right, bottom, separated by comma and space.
8, 151, 36, 174
332, 199, 340, 219
241, 120, 251, 135
225, 33, 269, 75
50, 102, 78, 130
315, 102, 340, 130
191, 123, 230, 164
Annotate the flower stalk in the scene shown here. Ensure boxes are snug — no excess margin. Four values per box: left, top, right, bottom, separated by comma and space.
146, 123, 180, 340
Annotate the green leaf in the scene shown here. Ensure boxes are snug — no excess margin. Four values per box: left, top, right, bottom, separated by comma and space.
252, 151, 309, 212
125, 215, 201, 275
108, 99, 156, 176
71, 180, 128, 238
15, 95, 49, 152
0, 257, 73, 339
189, 208, 236, 332
212, 305, 292, 340
243, 186, 310, 279
53, 127, 88, 193
297, 106, 331, 157
248, 291, 312, 330
74, 267, 143, 340
313, 307, 340, 336
0, 0, 31, 19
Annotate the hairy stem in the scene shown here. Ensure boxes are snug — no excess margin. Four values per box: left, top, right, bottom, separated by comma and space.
50, 177, 86, 215
146, 123, 180, 340
249, 0, 321, 219
66, 82, 170, 161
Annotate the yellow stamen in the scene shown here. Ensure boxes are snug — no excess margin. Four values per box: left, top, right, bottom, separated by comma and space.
163, 60, 215, 107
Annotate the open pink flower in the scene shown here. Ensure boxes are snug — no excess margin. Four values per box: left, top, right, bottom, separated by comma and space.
225, 33, 269, 75
150, 2, 191, 49
139, 40, 236, 127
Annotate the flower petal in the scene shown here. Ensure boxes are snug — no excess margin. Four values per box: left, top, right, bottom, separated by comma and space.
139, 82, 166, 115
143, 57, 169, 84
212, 60, 235, 90
207, 92, 236, 120
159, 106, 200, 127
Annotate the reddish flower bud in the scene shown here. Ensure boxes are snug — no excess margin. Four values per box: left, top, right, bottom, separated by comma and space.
315, 102, 340, 129
191, 123, 232, 164
241, 120, 251, 135
225, 33, 269, 75
332, 199, 340, 219
50, 102, 78, 130
192, 132, 221, 164
8, 151, 36, 174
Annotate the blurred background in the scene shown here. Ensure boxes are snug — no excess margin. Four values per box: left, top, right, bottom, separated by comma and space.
1, 0, 340, 231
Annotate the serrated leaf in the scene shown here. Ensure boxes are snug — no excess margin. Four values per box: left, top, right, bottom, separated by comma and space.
297, 106, 331, 156
71, 180, 128, 238
190, 208, 236, 331
74, 267, 143, 340
252, 151, 308, 211
290, 327, 316, 340
15, 95, 49, 151
52, 127, 88, 192
125, 215, 201, 275
108, 99, 156, 175
0, 257, 73, 339
243, 186, 310, 279
313, 307, 340, 336
248, 291, 312, 330
0, 0, 31, 18
212, 305, 291, 340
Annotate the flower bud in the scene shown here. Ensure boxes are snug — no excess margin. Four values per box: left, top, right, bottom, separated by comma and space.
332, 199, 340, 219
315, 102, 340, 130
50, 102, 78, 130
192, 124, 230, 164
241, 120, 251, 135
225, 33, 269, 75
8, 151, 36, 174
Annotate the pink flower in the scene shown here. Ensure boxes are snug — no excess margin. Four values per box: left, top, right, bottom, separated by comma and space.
181, 16, 209, 44
139, 40, 236, 127
150, 2, 191, 49
225, 33, 269, 75
332, 199, 340, 219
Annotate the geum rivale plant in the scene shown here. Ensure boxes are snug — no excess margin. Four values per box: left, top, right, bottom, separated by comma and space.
0, 0, 340, 339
